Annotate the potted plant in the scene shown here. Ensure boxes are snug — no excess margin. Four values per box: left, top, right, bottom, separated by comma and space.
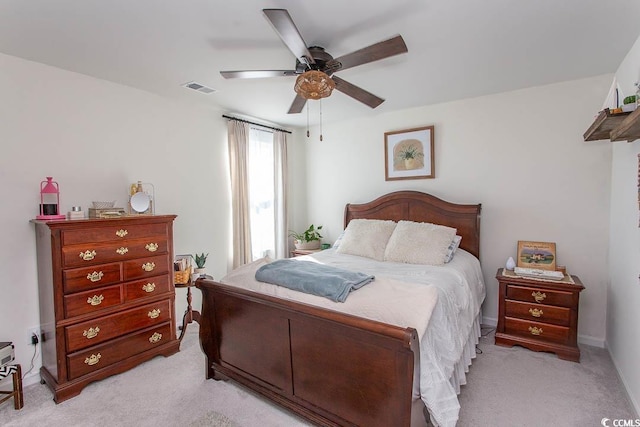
289, 224, 323, 250
396, 144, 424, 170
193, 252, 209, 277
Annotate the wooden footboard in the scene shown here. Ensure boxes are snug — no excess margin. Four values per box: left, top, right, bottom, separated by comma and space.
196, 278, 419, 427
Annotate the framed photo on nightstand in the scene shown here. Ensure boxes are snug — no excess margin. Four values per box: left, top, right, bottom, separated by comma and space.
517, 240, 557, 271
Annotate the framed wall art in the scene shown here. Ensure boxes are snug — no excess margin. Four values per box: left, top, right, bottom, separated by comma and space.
384, 125, 435, 181
516, 241, 557, 271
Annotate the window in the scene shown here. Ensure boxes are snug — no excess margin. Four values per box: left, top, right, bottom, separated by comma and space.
248, 127, 275, 260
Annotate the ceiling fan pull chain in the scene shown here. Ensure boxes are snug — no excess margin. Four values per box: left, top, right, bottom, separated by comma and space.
306, 101, 310, 138
320, 99, 323, 142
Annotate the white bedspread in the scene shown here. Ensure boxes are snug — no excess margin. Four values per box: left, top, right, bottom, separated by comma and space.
220, 248, 485, 427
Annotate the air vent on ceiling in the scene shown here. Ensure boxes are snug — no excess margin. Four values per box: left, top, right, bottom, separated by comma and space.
182, 81, 217, 94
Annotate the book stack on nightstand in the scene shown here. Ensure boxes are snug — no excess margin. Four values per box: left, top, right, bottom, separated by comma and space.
494, 268, 585, 362
290, 249, 322, 257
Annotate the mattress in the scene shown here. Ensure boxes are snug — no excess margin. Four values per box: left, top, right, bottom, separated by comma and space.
220, 248, 485, 427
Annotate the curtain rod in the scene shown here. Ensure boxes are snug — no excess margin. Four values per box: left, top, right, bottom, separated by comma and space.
222, 115, 292, 134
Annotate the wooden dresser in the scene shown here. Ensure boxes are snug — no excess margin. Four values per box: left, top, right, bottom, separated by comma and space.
495, 268, 584, 362
33, 215, 180, 402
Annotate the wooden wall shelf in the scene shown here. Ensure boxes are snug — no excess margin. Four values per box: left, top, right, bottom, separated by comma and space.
584, 108, 639, 142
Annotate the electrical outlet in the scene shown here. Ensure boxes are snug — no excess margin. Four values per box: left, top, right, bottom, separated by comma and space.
28, 326, 41, 345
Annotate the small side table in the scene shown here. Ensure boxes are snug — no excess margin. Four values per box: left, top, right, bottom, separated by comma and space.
0, 364, 23, 410
291, 249, 322, 257
175, 280, 201, 341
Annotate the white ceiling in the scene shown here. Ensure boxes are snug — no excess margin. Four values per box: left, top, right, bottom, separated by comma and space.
1, 0, 639, 128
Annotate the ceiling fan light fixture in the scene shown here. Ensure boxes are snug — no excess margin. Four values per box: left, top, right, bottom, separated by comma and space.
294, 70, 335, 100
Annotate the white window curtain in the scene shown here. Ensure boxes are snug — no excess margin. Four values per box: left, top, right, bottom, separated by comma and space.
227, 119, 288, 268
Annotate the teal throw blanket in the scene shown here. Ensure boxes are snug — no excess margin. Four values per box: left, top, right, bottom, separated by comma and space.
255, 259, 374, 303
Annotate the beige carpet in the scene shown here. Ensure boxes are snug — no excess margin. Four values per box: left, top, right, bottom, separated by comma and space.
0, 325, 636, 426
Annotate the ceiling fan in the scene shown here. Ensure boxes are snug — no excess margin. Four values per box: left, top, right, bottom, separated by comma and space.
220, 9, 408, 114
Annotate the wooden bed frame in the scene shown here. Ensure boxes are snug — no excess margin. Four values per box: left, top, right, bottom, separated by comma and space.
196, 191, 481, 427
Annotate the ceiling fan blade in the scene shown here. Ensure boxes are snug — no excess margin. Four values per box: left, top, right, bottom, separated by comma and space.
288, 95, 307, 114
332, 76, 384, 109
220, 70, 298, 79
263, 9, 315, 66
332, 35, 407, 72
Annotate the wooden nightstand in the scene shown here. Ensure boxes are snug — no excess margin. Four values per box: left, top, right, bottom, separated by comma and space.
495, 268, 584, 362
290, 249, 322, 257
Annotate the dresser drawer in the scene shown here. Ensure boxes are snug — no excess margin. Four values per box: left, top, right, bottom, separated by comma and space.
505, 300, 571, 327
63, 263, 122, 294
504, 317, 570, 345
123, 254, 170, 281
66, 322, 172, 380
62, 239, 169, 268
506, 284, 574, 308
65, 299, 172, 352
124, 275, 172, 302
64, 284, 123, 318
62, 223, 169, 245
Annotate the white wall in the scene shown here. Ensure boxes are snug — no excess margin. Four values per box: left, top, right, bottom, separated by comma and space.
0, 52, 252, 385
300, 75, 613, 347
608, 35, 640, 415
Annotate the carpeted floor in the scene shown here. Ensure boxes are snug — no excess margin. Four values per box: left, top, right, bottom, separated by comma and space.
0, 325, 636, 426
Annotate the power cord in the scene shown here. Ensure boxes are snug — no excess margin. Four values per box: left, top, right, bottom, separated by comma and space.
22, 333, 40, 379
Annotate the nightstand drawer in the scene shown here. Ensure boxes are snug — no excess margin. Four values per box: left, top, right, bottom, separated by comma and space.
66, 322, 172, 380
504, 317, 570, 345
506, 284, 574, 308
505, 300, 571, 326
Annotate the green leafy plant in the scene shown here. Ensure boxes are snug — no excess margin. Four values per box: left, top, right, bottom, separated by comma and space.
288, 224, 323, 242
194, 252, 209, 268
396, 144, 424, 161
623, 95, 637, 105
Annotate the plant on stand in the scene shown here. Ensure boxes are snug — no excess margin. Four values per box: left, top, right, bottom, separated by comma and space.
289, 224, 323, 250
193, 252, 209, 279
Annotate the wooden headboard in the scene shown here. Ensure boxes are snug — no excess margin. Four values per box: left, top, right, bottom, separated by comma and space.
344, 191, 482, 258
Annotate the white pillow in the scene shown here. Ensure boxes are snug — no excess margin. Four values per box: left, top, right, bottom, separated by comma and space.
335, 219, 397, 261
384, 221, 457, 265
444, 235, 462, 263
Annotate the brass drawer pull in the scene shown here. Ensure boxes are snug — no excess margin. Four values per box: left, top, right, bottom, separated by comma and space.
528, 326, 543, 336
116, 247, 129, 255
83, 327, 100, 339
147, 309, 161, 319
115, 229, 128, 238
148, 332, 163, 343
142, 283, 156, 293
531, 291, 546, 303
86, 271, 104, 282
529, 308, 543, 318
142, 262, 155, 272
84, 353, 101, 366
79, 250, 96, 261
87, 294, 104, 306
145, 243, 159, 252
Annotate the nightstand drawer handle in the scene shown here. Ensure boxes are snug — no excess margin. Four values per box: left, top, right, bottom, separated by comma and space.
528, 326, 543, 336
87, 294, 104, 306
531, 291, 546, 303
115, 229, 128, 238
116, 247, 129, 255
83, 327, 100, 339
87, 271, 104, 282
148, 309, 161, 319
145, 243, 159, 252
84, 353, 101, 366
529, 308, 543, 318
142, 262, 156, 272
148, 332, 163, 343
142, 283, 156, 293
79, 250, 97, 261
